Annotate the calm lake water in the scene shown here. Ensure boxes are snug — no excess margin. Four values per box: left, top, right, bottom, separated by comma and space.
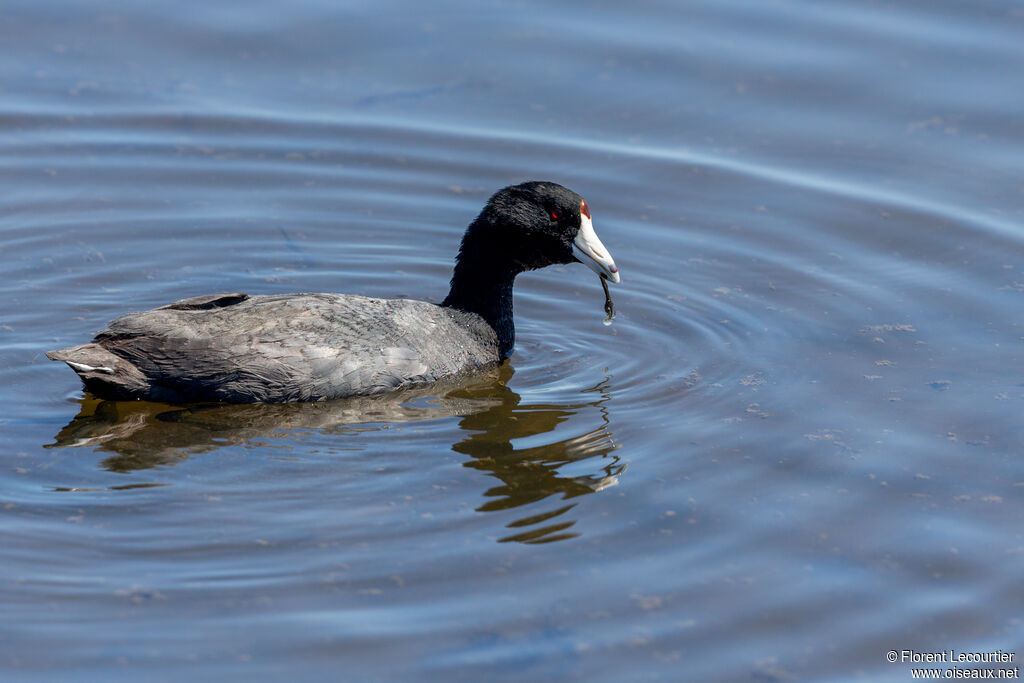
3, 1, 1023, 680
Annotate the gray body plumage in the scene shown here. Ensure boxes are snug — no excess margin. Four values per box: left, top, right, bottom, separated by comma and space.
47, 292, 500, 403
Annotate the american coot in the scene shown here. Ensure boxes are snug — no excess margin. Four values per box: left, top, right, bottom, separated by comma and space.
47, 181, 620, 403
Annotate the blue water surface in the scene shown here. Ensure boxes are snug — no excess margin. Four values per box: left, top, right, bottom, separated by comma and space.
2, 1, 1023, 681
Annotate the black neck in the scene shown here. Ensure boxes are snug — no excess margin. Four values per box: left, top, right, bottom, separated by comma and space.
441, 226, 521, 357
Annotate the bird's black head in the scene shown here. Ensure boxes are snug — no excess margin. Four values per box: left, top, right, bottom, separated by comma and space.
444, 181, 620, 357
468, 181, 620, 281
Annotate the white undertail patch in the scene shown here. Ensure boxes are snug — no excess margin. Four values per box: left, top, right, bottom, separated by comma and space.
66, 360, 115, 375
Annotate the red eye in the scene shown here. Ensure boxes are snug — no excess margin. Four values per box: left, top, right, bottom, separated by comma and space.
550, 209, 561, 220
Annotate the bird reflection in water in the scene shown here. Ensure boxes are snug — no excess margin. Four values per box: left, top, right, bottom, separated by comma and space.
48, 364, 624, 544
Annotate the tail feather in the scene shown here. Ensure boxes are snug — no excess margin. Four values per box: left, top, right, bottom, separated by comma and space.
47, 343, 153, 400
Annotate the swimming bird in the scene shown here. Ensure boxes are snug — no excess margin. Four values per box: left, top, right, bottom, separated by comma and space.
47, 181, 620, 403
